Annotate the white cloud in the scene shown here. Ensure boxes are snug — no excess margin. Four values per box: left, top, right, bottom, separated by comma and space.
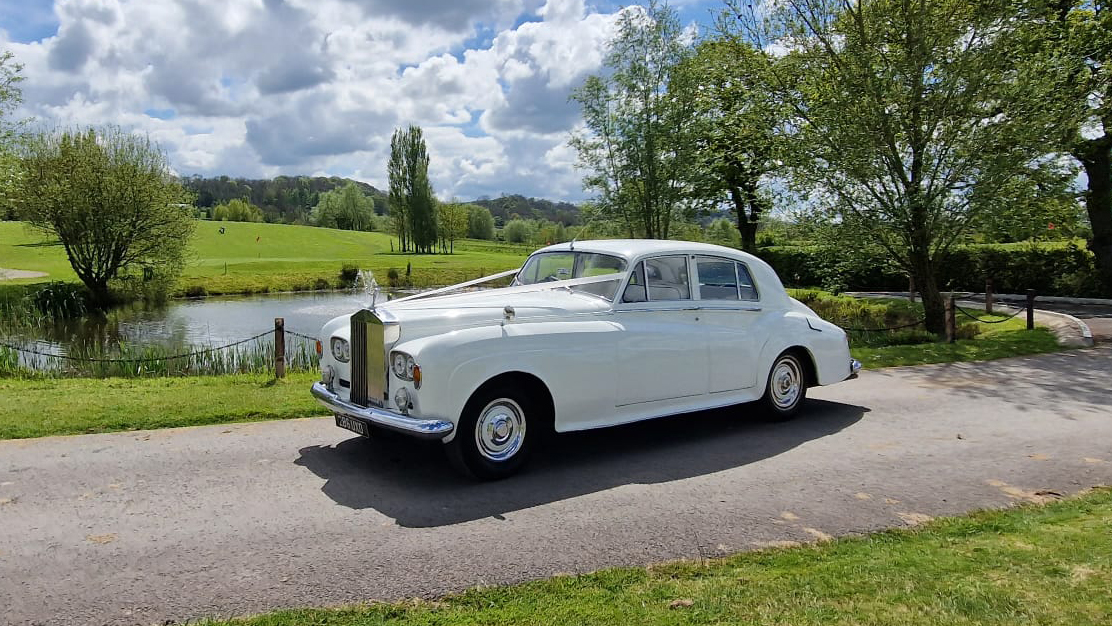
3, 0, 714, 201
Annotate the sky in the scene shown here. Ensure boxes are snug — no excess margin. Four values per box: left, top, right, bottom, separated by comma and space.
0, 0, 720, 202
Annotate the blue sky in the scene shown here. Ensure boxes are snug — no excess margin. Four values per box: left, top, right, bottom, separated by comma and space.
0, 0, 720, 201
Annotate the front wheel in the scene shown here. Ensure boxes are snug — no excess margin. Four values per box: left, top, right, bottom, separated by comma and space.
760, 352, 807, 421
445, 387, 534, 480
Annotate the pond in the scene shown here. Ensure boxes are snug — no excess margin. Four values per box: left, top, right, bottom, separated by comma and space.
3, 289, 382, 364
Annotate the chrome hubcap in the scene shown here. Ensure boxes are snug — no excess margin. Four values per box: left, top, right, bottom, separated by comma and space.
475, 398, 526, 462
770, 357, 802, 410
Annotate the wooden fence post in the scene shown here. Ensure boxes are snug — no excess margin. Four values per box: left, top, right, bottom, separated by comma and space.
1026, 290, 1036, 331
274, 317, 286, 378
985, 278, 993, 315
945, 295, 956, 343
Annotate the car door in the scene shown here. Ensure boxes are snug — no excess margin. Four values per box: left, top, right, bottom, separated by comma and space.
694, 257, 764, 392
613, 255, 709, 406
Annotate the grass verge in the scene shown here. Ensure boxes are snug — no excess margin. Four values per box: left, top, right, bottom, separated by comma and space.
0, 372, 328, 439
852, 317, 1065, 369
199, 487, 1112, 625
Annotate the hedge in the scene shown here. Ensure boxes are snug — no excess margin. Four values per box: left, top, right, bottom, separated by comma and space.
759, 242, 1106, 298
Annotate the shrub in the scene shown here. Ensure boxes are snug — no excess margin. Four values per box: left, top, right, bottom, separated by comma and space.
387, 268, 400, 287
339, 263, 359, 287
183, 285, 208, 298
313, 278, 332, 291
31, 282, 88, 319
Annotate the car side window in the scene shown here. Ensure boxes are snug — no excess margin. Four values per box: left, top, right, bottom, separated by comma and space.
644, 255, 691, 301
622, 261, 647, 303
737, 263, 759, 301
696, 256, 739, 301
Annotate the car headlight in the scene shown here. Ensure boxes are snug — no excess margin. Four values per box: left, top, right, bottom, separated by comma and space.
331, 337, 350, 363
390, 351, 421, 388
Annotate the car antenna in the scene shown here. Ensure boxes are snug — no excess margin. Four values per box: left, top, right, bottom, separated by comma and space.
569, 237, 575, 251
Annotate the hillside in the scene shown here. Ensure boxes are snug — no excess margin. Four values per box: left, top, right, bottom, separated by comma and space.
469, 194, 580, 226
183, 175, 389, 224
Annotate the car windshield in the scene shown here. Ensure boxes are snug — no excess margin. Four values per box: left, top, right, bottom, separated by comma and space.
514, 251, 628, 301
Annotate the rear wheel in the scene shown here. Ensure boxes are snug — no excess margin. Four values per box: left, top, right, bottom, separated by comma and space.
445, 387, 534, 480
760, 351, 807, 420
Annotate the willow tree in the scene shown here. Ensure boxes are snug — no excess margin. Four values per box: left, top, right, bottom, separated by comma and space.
725, 0, 1061, 333
570, 0, 698, 239
19, 127, 194, 307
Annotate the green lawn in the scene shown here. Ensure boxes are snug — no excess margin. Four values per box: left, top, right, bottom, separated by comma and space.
198, 487, 1112, 625
0, 221, 530, 295
852, 317, 1065, 369
0, 372, 328, 439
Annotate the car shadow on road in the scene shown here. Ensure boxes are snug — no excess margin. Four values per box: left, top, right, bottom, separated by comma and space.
294, 398, 866, 528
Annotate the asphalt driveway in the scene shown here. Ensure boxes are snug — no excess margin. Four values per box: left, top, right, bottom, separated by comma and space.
2, 347, 1111, 625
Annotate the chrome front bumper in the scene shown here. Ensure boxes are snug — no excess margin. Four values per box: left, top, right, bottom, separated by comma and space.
311, 382, 454, 440
847, 359, 862, 380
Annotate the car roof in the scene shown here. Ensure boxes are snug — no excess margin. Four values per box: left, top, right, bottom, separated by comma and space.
533, 239, 760, 263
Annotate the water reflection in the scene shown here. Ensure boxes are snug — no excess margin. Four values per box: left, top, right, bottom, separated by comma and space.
11, 290, 379, 355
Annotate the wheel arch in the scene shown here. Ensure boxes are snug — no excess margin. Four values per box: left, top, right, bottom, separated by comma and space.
783, 345, 819, 388
465, 371, 556, 434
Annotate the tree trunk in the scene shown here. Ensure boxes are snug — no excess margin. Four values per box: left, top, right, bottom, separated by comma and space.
911, 253, 946, 336
1077, 138, 1112, 292
729, 187, 758, 253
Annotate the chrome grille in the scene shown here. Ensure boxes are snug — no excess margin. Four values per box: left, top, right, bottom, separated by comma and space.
349, 309, 386, 407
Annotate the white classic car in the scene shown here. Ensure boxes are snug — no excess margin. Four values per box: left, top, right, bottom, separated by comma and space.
312, 239, 860, 479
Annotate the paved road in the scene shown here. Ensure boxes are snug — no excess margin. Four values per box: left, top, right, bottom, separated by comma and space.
3, 348, 1112, 626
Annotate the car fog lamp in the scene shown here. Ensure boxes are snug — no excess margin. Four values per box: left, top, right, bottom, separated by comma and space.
394, 387, 410, 412
331, 337, 350, 363
321, 364, 334, 387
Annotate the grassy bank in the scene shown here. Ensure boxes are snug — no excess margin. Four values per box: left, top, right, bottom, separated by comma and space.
0, 221, 530, 295
200, 487, 1112, 625
852, 319, 1064, 369
0, 372, 327, 439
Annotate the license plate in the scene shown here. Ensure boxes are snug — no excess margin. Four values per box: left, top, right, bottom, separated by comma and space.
335, 414, 371, 438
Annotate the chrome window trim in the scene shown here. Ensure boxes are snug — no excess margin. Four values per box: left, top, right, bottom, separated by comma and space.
736, 261, 760, 302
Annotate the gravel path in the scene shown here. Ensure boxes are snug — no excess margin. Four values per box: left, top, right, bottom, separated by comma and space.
2, 347, 1111, 625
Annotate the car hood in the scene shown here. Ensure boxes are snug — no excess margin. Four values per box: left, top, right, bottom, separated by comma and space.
381, 284, 611, 329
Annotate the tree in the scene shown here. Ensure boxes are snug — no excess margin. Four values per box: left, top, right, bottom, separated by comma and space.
466, 204, 496, 239
388, 125, 438, 253
0, 50, 26, 219
1019, 1, 1112, 289
705, 217, 742, 247
213, 198, 264, 223
18, 127, 194, 307
438, 202, 469, 253
685, 39, 784, 253
570, 1, 699, 239
311, 182, 375, 230
503, 219, 532, 243
726, 0, 1059, 333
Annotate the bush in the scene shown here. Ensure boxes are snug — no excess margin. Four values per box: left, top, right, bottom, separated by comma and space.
387, 268, 400, 287
31, 282, 88, 319
183, 285, 208, 298
313, 278, 332, 291
339, 263, 360, 287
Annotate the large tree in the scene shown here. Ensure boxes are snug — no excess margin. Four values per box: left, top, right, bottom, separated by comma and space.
388, 125, 437, 253
311, 182, 375, 231
727, 0, 1060, 333
570, 0, 698, 239
685, 39, 785, 252
18, 127, 194, 307
437, 201, 469, 253
1021, 0, 1112, 290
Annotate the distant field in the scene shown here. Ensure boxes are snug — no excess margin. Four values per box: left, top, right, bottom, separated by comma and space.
0, 221, 531, 295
